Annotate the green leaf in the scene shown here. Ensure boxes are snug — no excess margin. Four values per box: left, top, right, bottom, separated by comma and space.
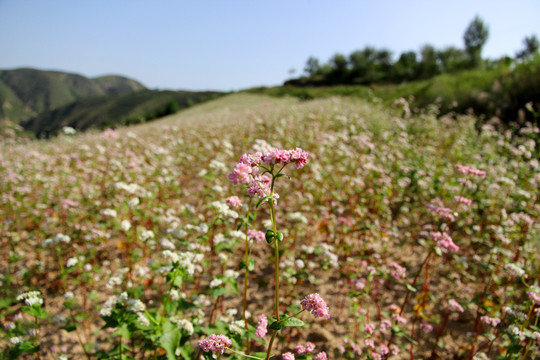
405, 283, 417, 292
160, 321, 181, 360
276, 231, 284, 241
251, 352, 267, 359
256, 196, 271, 208
269, 315, 305, 330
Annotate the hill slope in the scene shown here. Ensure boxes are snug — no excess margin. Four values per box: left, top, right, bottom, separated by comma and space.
0, 68, 146, 124
22, 89, 222, 138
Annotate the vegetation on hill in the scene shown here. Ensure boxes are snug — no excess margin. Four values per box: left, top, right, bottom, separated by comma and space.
0, 68, 146, 125
22, 89, 223, 138
250, 55, 540, 128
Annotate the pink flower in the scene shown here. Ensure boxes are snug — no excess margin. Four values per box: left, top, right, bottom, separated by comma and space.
392, 313, 407, 324
228, 163, 253, 185
379, 345, 389, 355
365, 323, 375, 334
420, 323, 434, 333
295, 345, 305, 354
315, 352, 327, 360
282, 352, 295, 360
455, 164, 486, 178
255, 314, 268, 338
527, 291, 540, 305
305, 342, 315, 353
390, 262, 407, 281
226, 196, 242, 209
454, 195, 473, 206
431, 232, 459, 253
300, 293, 330, 320
198, 334, 232, 354
426, 204, 455, 222
248, 229, 266, 243
448, 299, 464, 313
480, 316, 500, 327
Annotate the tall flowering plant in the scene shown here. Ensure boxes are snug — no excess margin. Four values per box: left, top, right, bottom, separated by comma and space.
197, 147, 330, 360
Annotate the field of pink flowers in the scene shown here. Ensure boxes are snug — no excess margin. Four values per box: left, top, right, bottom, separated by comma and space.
1, 94, 539, 360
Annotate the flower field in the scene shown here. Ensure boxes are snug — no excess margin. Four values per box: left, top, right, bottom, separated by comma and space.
1, 93, 539, 359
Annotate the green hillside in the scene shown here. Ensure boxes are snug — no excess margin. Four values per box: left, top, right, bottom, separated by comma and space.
0, 68, 146, 124
22, 89, 222, 138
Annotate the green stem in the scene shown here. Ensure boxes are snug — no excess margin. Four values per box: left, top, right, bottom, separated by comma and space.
269, 200, 280, 321
265, 331, 278, 360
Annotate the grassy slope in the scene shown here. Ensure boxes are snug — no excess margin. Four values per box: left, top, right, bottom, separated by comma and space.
0, 68, 146, 124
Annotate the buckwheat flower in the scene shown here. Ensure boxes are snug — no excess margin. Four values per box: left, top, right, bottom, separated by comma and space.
9, 336, 23, 345
505, 263, 526, 278
198, 334, 232, 355
305, 342, 315, 353
127, 299, 146, 313
64, 291, 74, 300
178, 319, 194, 335
365, 338, 375, 348
229, 162, 253, 185
66, 257, 78, 268
527, 287, 540, 304
365, 323, 375, 334
128, 197, 140, 208
454, 196, 473, 206
448, 299, 464, 313
431, 232, 459, 253
300, 293, 330, 320
295, 345, 305, 354
426, 204, 455, 222
390, 262, 407, 281
379, 345, 389, 356
315, 352, 327, 360
282, 352, 295, 360
248, 229, 265, 243
224, 269, 239, 279
209, 278, 223, 288
137, 313, 150, 327
392, 313, 407, 324
17, 291, 43, 306
372, 353, 382, 360
226, 196, 242, 209
101, 208, 117, 217
480, 316, 500, 327
121, 220, 131, 232
420, 323, 434, 333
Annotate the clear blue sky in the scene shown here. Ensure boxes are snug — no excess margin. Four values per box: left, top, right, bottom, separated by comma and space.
1, 0, 539, 91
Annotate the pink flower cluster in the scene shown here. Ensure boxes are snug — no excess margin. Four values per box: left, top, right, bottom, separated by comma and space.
480, 316, 501, 327
300, 293, 330, 320
225, 196, 242, 209
282, 352, 295, 360
228, 148, 309, 199
426, 204, 455, 222
455, 164, 487, 178
198, 334, 232, 354
454, 195, 473, 206
431, 232, 460, 253
390, 262, 407, 281
255, 314, 268, 338
296, 342, 315, 354
248, 229, 266, 243
448, 299, 464, 313
527, 290, 540, 305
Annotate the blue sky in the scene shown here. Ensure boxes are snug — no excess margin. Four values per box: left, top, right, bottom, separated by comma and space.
1, 0, 539, 91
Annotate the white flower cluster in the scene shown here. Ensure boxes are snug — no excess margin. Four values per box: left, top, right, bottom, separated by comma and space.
504, 263, 526, 278
66, 257, 78, 268
100, 292, 150, 326
170, 316, 194, 335
287, 211, 309, 224
139, 229, 155, 241
115, 182, 148, 197
43, 233, 71, 246
210, 201, 239, 220
162, 250, 204, 276
184, 223, 209, 234
17, 291, 43, 306
9, 336, 24, 344
209, 159, 228, 173
100, 208, 117, 218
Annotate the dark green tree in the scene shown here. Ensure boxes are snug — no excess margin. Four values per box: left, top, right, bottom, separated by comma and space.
516, 34, 540, 60
419, 44, 440, 78
392, 51, 419, 81
463, 16, 489, 67
304, 56, 321, 76
328, 53, 349, 83
437, 46, 468, 73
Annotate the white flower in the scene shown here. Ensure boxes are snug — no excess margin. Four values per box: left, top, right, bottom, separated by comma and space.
121, 220, 131, 232
139, 229, 154, 241
64, 291, 74, 300
9, 336, 23, 344
128, 197, 140, 208
178, 319, 194, 335
209, 278, 223, 288
224, 269, 239, 279
17, 291, 43, 306
505, 263, 526, 277
127, 299, 146, 313
66, 257, 78, 268
62, 126, 76, 135
137, 313, 150, 327
101, 208, 117, 218
170, 289, 180, 301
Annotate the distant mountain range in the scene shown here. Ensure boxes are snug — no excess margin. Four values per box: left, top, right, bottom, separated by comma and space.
0, 68, 222, 137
